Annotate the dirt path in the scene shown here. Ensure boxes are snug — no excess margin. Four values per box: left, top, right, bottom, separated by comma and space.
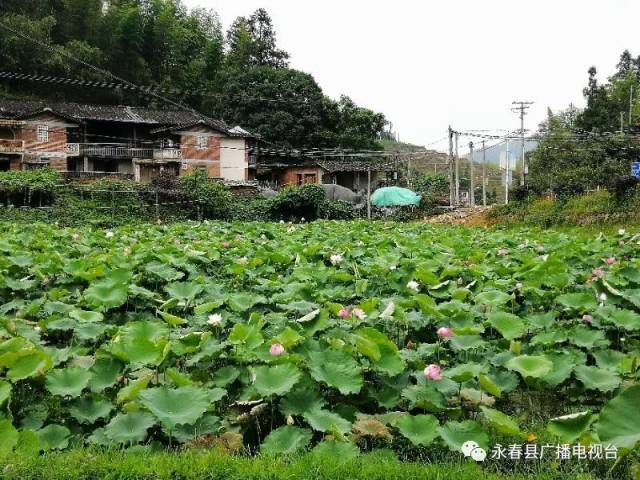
425, 207, 493, 226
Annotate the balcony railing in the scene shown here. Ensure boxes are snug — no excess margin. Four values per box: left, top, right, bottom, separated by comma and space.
0, 139, 24, 153
79, 143, 183, 161
153, 148, 182, 160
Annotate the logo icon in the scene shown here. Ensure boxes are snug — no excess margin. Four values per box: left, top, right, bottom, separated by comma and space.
461, 440, 487, 462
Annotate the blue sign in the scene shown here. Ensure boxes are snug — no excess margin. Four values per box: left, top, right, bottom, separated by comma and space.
633, 162, 640, 178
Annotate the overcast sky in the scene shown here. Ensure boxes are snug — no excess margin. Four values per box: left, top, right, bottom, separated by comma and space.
184, 0, 639, 152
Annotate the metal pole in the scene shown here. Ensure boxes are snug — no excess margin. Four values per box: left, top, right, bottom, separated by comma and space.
481, 140, 487, 207
469, 141, 475, 207
520, 109, 525, 186
454, 132, 459, 206
448, 126, 454, 207
367, 167, 371, 219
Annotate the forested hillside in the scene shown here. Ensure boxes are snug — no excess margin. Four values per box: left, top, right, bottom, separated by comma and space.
0, 0, 387, 149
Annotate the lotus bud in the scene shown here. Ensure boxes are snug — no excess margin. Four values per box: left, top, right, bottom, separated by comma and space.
269, 343, 285, 356
286, 415, 295, 426
424, 364, 441, 381
437, 327, 453, 339
338, 308, 350, 319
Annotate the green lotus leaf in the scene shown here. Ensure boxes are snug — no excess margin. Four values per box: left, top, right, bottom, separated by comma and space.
46, 367, 92, 397
437, 420, 489, 452
260, 425, 312, 456
303, 407, 351, 434
228, 293, 266, 312
84, 279, 128, 310
228, 323, 264, 350
109, 321, 169, 366
396, 414, 439, 446
0, 420, 18, 456
165, 281, 203, 301
573, 365, 621, 392
474, 290, 512, 308
104, 411, 155, 445
547, 411, 594, 443
145, 262, 184, 282
449, 334, 486, 351
480, 406, 524, 438
172, 414, 221, 443
443, 362, 483, 383
488, 311, 525, 340
116, 374, 152, 404
212, 366, 240, 388
15, 430, 41, 457
69, 309, 104, 323
0, 380, 10, 407
308, 349, 363, 395
254, 364, 301, 397
401, 384, 446, 412
478, 374, 502, 398
571, 326, 607, 349
542, 352, 578, 387
280, 382, 325, 416
556, 292, 597, 312
88, 357, 122, 392
311, 440, 360, 460
139, 386, 210, 429
607, 309, 640, 331
592, 350, 626, 371
506, 355, 553, 379
5, 349, 52, 381
36, 424, 71, 450
69, 395, 113, 424
597, 385, 640, 449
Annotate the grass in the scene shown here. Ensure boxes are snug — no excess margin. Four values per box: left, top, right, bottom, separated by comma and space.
0, 447, 621, 480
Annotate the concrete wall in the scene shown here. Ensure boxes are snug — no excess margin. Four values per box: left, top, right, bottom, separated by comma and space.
220, 138, 247, 181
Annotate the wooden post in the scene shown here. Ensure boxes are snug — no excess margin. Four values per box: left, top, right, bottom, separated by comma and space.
111, 191, 115, 220
155, 191, 160, 220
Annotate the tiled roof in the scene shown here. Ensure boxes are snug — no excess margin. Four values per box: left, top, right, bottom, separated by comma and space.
0, 99, 230, 132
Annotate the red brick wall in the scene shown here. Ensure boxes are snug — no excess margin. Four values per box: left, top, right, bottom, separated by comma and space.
180, 132, 221, 161
48, 157, 67, 171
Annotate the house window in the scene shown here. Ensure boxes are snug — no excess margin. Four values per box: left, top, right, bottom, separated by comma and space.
196, 135, 207, 150
37, 124, 49, 143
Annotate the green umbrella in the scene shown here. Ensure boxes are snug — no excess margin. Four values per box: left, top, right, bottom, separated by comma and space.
370, 187, 421, 207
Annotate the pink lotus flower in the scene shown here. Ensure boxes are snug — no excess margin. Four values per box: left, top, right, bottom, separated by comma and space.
269, 343, 285, 356
497, 249, 508, 257
605, 257, 616, 265
592, 268, 605, 278
222, 241, 231, 248
437, 327, 453, 338
352, 308, 367, 320
582, 314, 593, 323
424, 364, 441, 381
338, 308, 350, 319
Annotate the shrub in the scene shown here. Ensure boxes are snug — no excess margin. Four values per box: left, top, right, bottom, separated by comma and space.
178, 170, 234, 220
267, 184, 330, 221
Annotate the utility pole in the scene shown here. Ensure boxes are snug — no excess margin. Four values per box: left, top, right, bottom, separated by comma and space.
630, 85, 634, 129
481, 140, 487, 206
468, 141, 475, 207
454, 131, 460, 205
448, 126, 455, 207
505, 139, 510, 205
512, 101, 533, 186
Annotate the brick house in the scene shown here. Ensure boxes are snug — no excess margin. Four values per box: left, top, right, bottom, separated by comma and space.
0, 100, 256, 182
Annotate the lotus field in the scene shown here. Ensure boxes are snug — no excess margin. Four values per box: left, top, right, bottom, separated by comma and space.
1, 221, 640, 458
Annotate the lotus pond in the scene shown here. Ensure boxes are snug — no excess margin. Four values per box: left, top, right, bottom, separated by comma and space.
0, 221, 639, 462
